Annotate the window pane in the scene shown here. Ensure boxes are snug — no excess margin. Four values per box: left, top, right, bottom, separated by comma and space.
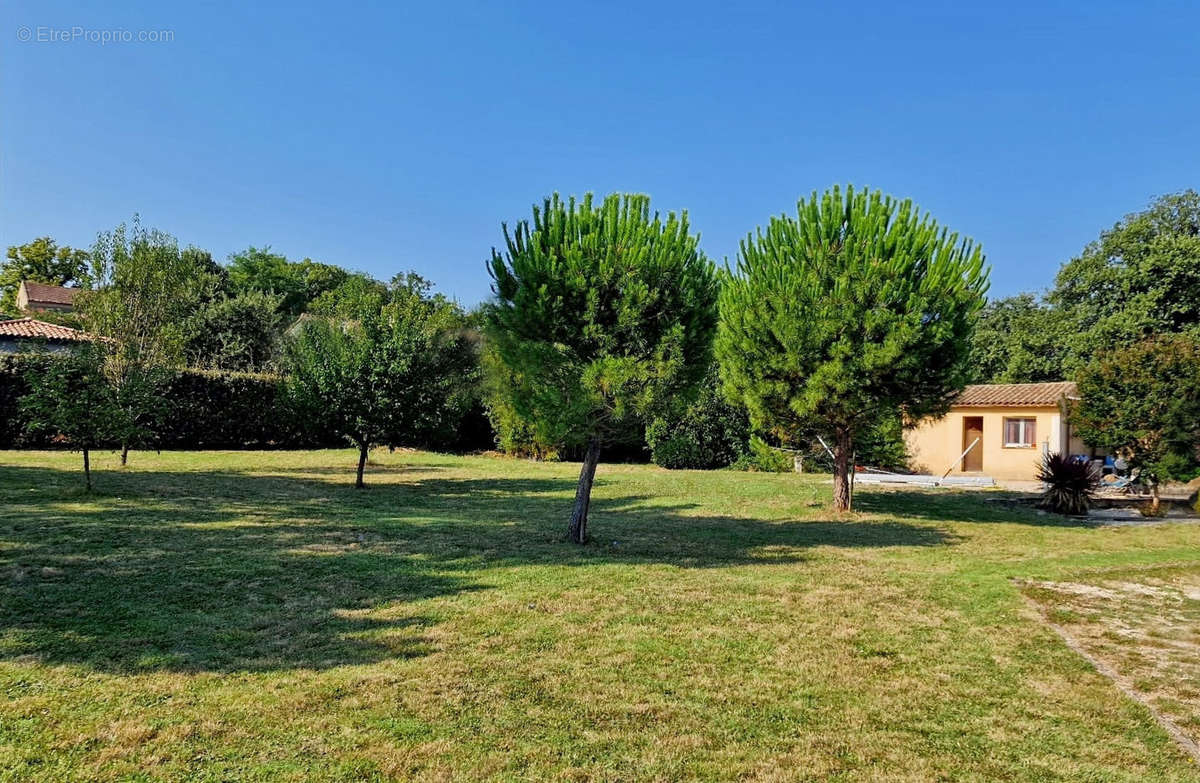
1023, 419, 1036, 445
1006, 419, 1020, 444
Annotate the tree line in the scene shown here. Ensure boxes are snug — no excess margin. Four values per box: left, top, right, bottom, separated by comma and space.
6, 187, 1199, 537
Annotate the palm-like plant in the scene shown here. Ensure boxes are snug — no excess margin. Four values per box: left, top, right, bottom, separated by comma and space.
1036, 452, 1099, 516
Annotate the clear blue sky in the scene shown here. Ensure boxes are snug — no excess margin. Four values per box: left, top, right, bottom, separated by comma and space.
4, 0, 1198, 306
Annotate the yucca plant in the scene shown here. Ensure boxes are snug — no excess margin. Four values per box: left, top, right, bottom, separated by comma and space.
1036, 452, 1099, 516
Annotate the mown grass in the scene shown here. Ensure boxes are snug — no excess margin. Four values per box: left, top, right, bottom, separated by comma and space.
2, 449, 1199, 781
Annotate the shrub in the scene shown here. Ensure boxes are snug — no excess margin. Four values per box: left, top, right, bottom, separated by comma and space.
731, 435, 793, 473
647, 369, 750, 470
0, 356, 316, 450
1036, 453, 1099, 516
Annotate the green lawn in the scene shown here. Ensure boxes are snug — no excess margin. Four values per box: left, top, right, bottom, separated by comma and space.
2, 449, 1198, 781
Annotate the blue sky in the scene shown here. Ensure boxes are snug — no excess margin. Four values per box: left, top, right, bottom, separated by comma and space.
4, 0, 1198, 306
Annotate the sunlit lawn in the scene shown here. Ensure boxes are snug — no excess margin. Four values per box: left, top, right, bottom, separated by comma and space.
2, 449, 1199, 781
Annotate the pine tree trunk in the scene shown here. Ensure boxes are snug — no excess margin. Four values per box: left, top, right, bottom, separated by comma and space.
1150, 481, 1161, 515
832, 427, 852, 512
83, 448, 92, 493
355, 442, 369, 489
567, 439, 602, 544
120, 444, 129, 467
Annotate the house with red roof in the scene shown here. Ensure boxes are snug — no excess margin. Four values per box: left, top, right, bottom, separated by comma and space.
0, 317, 102, 354
15, 281, 80, 313
904, 381, 1095, 481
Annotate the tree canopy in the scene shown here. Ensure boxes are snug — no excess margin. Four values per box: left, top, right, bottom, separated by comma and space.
973, 190, 1200, 383
19, 344, 115, 491
286, 280, 477, 487
485, 193, 718, 542
717, 185, 989, 510
1072, 335, 1200, 509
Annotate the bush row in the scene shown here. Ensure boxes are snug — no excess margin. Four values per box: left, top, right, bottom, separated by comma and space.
0, 356, 325, 450
3, 353, 908, 469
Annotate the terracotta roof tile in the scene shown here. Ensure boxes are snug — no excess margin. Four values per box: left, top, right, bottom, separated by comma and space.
0, 317, 98, 343
955, 381, 1078, 407
21, 282, 79, 306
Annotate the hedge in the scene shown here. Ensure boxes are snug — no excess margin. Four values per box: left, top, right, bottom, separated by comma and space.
0, 356, 326, 449
1, 355, 497, 452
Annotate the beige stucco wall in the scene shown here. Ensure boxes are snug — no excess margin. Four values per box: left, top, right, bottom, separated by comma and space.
905, 406, 1065, 481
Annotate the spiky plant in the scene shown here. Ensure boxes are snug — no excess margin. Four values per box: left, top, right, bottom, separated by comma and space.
1036, 452, 1099, 516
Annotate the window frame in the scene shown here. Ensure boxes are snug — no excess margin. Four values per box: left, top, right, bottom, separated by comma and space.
1002, 417, 1038, 448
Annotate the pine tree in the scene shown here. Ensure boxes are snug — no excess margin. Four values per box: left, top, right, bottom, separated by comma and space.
717, 185, 989, 511
485, 193, 718, 543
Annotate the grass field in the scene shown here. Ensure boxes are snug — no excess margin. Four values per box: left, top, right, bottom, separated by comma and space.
2, 449, 1199, 781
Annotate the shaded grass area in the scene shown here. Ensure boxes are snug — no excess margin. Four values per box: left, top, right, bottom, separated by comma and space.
2, 449, 1200, 781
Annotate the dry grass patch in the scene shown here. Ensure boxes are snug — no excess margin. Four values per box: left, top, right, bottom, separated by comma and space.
1023, 565, 1200, 761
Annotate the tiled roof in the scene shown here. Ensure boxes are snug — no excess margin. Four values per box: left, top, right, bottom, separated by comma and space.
0, 317, 97, 343
20, 282, 79, 306
955, 381, 1078, 408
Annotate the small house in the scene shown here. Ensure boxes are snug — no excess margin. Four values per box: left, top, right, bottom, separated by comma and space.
15, 281, 79, 313
905, 382, 1087, 482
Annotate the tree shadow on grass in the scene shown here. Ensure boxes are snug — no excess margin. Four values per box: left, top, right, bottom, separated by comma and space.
0, 463, 952, 673
853, 487, 1095, 527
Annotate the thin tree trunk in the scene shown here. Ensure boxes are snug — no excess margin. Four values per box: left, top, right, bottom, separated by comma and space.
83, 448, 92, 493
1150, 481, 1161, 515
120, 443, 129, 467
832, 427, 852, 512
355, 442, 369, 489
567, 439, 602, 544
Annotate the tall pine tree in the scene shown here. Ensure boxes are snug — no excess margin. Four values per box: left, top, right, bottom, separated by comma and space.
485, 193, 718, 543
717, 186, 989, 510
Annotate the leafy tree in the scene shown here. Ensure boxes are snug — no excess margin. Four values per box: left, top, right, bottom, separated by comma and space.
227, 247, 303, 312
0, 237, 90, 313
970, 293, 1072, 383
308, 274, 391, 321
286, 283, 477, 487
1050, 190, 1200, 374
485, 193, 718, 543
227, 247, 353, 316
717, 185, 988, 511
646, 364, 750, 469
183, 289, 284, 371
77, 218, 207, 464
20, 344, 115, 491
1072, 335, 1200, 512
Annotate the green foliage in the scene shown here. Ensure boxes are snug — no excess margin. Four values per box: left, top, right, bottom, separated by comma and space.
183, 289, 284, 371
1036, 453, 1099, 516
730, 435, 793, 473
1072, 335, 1200, 489
227, 247, 355, 317
157, 369, 304, 448
786, 413, 910, 474
970, 294, 1073, 383
1051, 190, 1200, 375
0, 237, 91, 314
18, 344, 115, 489
485, 193, 719, 452
717, 185, 988, 509
480, 341, 560, 460
646, 367, 750, 469
77, 218, 212, 459
286, 284, 478, 485
0, 355, 301, 450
